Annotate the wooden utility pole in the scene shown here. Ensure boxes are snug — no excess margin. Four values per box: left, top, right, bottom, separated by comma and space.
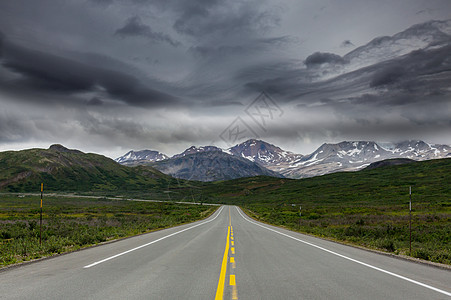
40, 183, 43, 246
409, 186, 412, 255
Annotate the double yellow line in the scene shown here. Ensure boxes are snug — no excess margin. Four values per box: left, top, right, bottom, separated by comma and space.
215, 207, 237, 300
230, 225, 237, 300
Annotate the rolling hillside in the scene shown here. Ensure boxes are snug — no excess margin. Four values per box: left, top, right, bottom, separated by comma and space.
202, 157, 451, 205
0, 144, 180, 193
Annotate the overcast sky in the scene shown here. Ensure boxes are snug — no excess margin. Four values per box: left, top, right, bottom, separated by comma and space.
0, 0, 450, 158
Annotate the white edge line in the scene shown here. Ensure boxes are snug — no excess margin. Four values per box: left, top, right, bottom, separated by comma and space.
83, 206, 224, 268
235, 207, 451, 297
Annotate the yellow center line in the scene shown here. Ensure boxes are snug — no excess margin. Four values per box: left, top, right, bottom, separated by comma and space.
232, 286, 238, 300
230, 257, 236, 269
230, 275, 238, 299
230, 274, 236, 286
229, 207, 238, 299
215, 207, 231, 300
231, 274, 238, 300
215, 225, 230, 300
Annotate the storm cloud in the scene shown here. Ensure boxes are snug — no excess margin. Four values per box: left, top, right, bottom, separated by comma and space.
304, 52, 346, 68
341, 40, 355, 48
148, 0, 281, 38
0, 38, 178, 107
115, 16, 181, 47
0, 0, 450, 157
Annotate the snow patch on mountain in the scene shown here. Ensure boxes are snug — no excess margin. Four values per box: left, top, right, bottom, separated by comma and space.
115, 150, 168, 164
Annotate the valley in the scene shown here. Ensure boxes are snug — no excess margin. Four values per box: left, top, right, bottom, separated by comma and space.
1, 143, 450, 266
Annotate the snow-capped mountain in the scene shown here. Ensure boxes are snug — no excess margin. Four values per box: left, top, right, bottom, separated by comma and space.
227, 139, 302, 166
115, 150, 168, 165
171, 146, 223, 159
387, 141, 451, 160
280, 140, 451, 178
115, 144, 282, 181
152, 151, 282, 182
226, 139, 451, 178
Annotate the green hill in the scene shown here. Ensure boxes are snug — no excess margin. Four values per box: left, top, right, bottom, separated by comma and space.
203, 158, 451, 205
0, 144, 182, 194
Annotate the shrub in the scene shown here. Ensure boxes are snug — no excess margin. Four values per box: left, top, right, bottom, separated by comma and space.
377, 239, 396, 252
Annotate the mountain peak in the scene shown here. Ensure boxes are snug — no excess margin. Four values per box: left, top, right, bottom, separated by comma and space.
153, 150, 282, 182
171, 145, 223, 159
49, 144, 83, 154
240, 138, 265, 145
232, 139, 281, 150
115, 149, 168, 164
228, 139, 301, 166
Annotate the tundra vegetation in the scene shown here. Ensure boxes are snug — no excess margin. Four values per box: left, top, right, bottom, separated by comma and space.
203, 158, 451, 265
0, 196, 216, 267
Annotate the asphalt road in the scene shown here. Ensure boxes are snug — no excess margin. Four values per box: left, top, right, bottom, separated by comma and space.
1, 206, 450, 299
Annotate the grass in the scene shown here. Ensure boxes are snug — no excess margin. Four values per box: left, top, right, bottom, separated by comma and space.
241, 203, 450, 264
0, 195, 217, 268
201, 159, 451, 265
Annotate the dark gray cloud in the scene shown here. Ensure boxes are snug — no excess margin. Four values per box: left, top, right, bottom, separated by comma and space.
341, 40, 355, 48
89, 0, 113, 6
115, 16, 181, 47
370, 64, 406, 87
370, 45, 451, 91
87, 97, 104, 106
189, 36, 293, 58
147, 0, 280, 39
0, 113, 30, 143
0, 39, 178, 107
304, 52, 346, 68
0, 30, 4, 58
189, 45, 247, 59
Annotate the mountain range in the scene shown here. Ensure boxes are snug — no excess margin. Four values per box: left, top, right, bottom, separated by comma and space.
0, 140, 449, 193
115, 139, 451, 180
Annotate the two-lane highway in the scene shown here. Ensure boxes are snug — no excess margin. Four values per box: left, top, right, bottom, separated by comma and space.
1, 206, 450, 299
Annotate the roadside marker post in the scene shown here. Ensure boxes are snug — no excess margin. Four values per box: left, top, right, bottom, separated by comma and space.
298, 205, 302, 230
40, 183, 43, 246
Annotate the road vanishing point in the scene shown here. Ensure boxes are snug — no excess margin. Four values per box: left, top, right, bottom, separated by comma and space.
1, 206, 450, 299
